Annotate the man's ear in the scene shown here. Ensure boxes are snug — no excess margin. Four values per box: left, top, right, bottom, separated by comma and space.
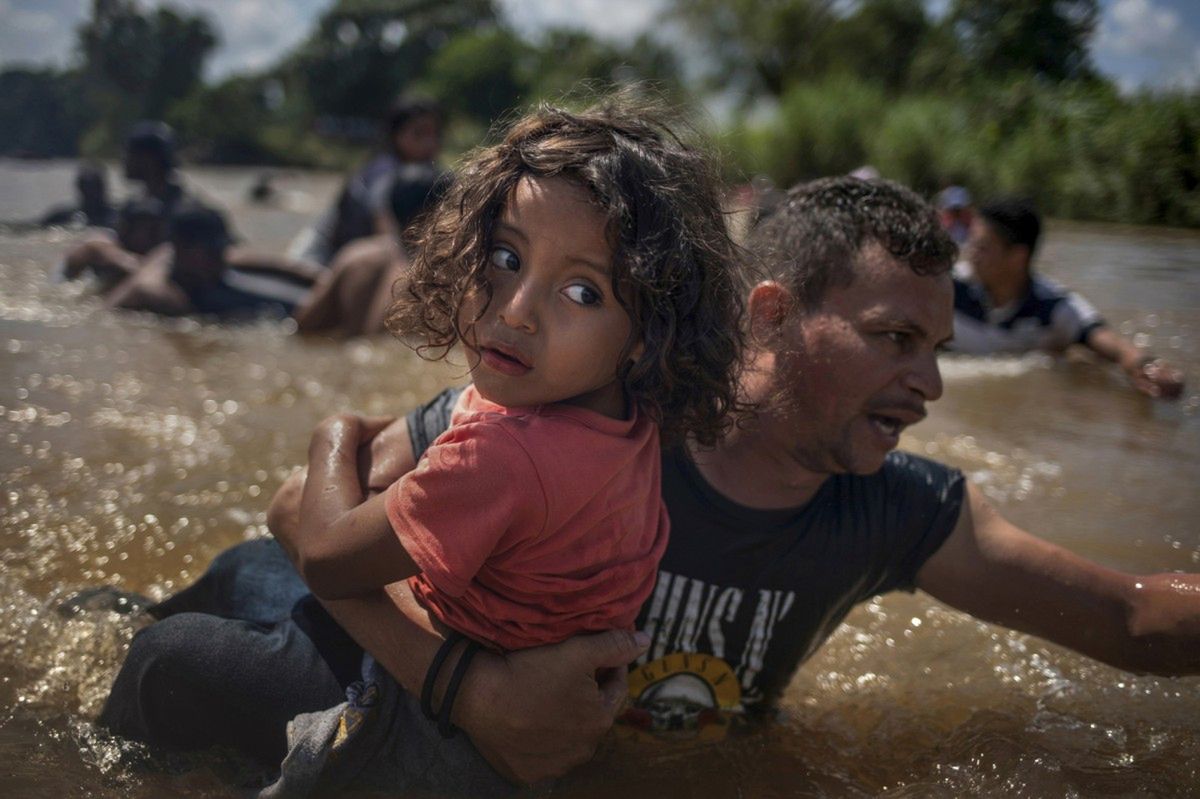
748, 280, 794, 344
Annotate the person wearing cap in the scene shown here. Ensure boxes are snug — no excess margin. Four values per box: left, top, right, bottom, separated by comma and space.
949, 197, 1185, 399
288, 96, 443, 267
106, 203, 308, 319
123, 120, 186, 217
936, 185, 974, 246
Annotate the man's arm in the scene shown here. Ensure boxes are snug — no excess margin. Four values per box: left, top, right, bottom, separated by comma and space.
104, 248, 192, 316
917, 482, 1200, 675
1084, 325, 1185, 399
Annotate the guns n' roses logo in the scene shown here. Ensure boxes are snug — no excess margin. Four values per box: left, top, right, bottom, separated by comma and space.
617, 652, 741, 743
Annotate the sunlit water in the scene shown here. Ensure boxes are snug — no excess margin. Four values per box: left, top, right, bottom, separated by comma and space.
2, 161, 1198, 797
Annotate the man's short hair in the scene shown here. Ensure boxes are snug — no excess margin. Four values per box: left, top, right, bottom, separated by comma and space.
170, 203, 233, 254
747, 176, 957, 307
126, 120, 177, 170
386, 95, 442, 136
978, 197, 1041, 254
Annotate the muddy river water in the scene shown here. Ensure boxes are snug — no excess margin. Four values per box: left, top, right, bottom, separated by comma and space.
1, 161, 1198, 797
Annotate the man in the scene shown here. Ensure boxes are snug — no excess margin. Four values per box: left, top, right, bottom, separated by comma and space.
949, 197, 1184, 398
936, 184, 973, 246
38, 163, 116, 229
59, 121, 189, 286
106, 203, 311, 318
104, 178, 1200, 790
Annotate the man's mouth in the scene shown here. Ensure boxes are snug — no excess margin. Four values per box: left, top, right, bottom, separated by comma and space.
868, 414, 904, 438
865, 406, 925, 441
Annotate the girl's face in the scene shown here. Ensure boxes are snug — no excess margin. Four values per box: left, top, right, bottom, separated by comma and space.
460, 175, 641, 419
392, 113, 442, 163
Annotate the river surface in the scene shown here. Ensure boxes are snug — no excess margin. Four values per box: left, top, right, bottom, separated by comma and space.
1, 161, 1198, 797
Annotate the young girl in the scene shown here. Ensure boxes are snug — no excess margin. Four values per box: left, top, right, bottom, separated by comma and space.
100, 96, 747, 793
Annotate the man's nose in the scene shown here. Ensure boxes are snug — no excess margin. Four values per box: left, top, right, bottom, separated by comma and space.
905, 350, 943, 402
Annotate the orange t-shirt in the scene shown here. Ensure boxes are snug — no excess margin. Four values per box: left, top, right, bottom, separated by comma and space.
385, 385, 669, 651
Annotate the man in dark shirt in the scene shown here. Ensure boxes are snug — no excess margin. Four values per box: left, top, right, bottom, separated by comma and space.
105, 177, 1199, 790
259, 176, 1200, 785
106, 204, 306, 319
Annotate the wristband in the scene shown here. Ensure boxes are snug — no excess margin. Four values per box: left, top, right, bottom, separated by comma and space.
437, 639, 481, 738
420, 631, 464, 722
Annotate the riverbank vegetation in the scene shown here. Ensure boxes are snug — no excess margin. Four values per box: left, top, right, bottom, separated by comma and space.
1, 0, 1196, 227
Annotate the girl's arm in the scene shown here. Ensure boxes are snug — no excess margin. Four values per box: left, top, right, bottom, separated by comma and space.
288, 413, 420, 599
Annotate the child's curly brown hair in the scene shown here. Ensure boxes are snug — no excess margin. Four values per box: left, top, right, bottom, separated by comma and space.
387, 92, 747, 447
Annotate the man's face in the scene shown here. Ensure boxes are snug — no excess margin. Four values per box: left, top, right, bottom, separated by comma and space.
768, 245, 954, 475
964, 217, 1024, 285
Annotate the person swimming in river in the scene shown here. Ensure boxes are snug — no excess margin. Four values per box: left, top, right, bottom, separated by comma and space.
288, 95, 444, 267
99, 95, 749, 792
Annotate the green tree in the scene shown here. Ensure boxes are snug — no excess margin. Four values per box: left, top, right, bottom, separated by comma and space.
77, 0, 217, 127
669, 0, 838, 98
417, 27, 532, 125
0, 68, 92, 157
522, 29, 684, 102
948, 0, 1098, 81
823, 0, 930, 91
286, 0, 498, 124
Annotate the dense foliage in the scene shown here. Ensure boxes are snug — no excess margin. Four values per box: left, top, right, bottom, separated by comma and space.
0, 0, 1195, 227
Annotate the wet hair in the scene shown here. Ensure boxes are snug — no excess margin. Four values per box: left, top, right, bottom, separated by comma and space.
125, 120, 177, 170
748, 176, 957, 308
978, 197, 1041, 254
169, 203, 233, 255
386, 95, 443, 138
388, 94, 747, 447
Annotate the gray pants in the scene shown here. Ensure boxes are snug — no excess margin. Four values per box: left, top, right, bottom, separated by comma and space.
100, 539, 515, 797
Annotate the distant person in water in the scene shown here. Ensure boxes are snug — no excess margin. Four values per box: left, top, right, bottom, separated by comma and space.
106, 204, 310, 319
948, 197, 1185, 398
936, 185, 974, 246
288, 96, 443, 266
59, 121, 191, 285
57, 197, 166, 291
293, 162, 448, 336
38, 163, 116, 229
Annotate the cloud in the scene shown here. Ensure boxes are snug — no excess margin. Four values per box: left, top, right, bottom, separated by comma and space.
0, 0, 90, 68
165, 0, 327, 78
498, 0, 667, 42
1094, 0, 1200, 90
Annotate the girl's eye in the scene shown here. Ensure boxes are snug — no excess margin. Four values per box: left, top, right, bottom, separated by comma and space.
489, 246, 519, 272
563, 283, 601, 306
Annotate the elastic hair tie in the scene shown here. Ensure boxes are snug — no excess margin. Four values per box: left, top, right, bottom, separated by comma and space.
420, 631, 464, 722
437, 639, 481, 738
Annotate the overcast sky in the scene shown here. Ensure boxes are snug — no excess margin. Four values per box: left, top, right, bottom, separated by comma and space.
0, 0, 1196, 92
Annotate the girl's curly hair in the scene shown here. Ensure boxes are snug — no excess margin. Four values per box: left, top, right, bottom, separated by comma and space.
387, 92, 747, 447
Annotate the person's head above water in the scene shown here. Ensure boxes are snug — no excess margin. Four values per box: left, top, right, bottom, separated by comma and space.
389, 93, 746, 446
966, 197, 1041, 289
385, 95, 443, 164
124, 120, 177, 183
742, 176, 957, 475
168, 203, 233, 289
74, 163, 108, 207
